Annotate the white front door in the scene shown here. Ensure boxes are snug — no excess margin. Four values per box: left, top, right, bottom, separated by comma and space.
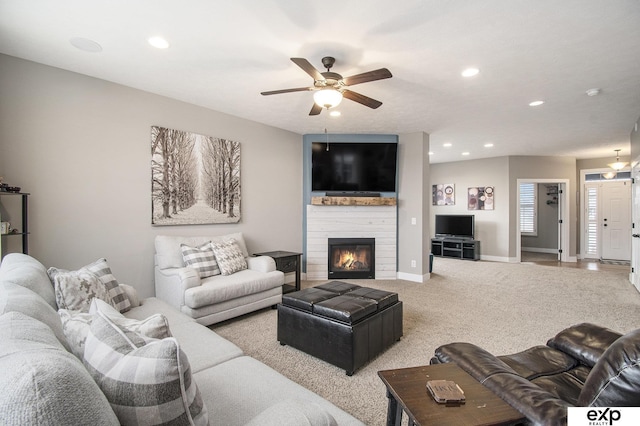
631, 163, 640, 292
601, 180, 632, 261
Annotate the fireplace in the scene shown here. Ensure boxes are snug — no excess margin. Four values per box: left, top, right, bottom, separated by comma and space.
328, 238, 375, 279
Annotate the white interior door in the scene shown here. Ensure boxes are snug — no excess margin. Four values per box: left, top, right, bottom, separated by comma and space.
601, 181, 632, 261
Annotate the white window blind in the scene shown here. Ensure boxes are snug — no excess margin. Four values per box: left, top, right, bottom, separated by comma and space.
585, 185, 598, 257
520, 183, 537, 235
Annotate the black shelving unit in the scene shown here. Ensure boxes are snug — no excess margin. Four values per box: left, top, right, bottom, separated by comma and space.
431, 238, 480, 261
0, 192, 29, 256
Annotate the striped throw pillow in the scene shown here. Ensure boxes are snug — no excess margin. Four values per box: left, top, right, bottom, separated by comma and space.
83, 258, 132, 313
83, 310, 208, 426
181, 242, 220, 278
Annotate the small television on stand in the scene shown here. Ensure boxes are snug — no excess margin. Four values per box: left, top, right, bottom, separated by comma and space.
435, 214, 475, 240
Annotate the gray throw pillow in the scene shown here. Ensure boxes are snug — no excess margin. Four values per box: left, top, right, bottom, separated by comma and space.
181, 241, 221, 278
59, 298, 172, 360
83, 309, 208, 425
83, 258, 132, 313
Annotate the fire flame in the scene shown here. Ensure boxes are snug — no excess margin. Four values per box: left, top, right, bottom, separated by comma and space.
334, 249, 369, 270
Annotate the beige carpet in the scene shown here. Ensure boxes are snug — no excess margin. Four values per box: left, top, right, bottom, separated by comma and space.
211, 258, 640, 426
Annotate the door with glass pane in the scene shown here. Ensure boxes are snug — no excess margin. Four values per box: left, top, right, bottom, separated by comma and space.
584, 181, 632, 261
632, 163, 640, 292
601, 181, 631, 261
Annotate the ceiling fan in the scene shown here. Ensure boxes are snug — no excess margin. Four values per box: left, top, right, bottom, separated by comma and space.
261, 56, 392, 115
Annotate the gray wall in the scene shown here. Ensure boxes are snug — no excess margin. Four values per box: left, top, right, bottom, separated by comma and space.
632, 116, 640, 162
430, 156, 510, 259
508, 156, 577, 258
0, 54, 303, 297
430, 155, 578, 260
521, 183, 559, 251
577, 155, 631, 171
397, 132, 430, 279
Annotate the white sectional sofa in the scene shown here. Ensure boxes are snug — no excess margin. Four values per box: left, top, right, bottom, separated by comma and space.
154, 233, 284, 325
0, 253, 365, 425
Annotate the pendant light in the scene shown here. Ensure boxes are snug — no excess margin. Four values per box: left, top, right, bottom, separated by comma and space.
607, 149, 628, 171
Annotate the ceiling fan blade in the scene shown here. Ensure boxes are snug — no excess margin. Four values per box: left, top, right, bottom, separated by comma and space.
261, 87, 313, 96
291, 58, 324, 81
342, 68, 392, 86
342, 90, 383, 109
309, 103, 323, 116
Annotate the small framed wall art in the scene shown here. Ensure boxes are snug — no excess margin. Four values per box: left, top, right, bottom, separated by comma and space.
468, 186, 494, 210
433, 184, 455, 206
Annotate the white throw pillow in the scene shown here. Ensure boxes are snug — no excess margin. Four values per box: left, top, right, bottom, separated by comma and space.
48, 267, 112, 312
83, 310, 208, 426
211, 238, 248, 275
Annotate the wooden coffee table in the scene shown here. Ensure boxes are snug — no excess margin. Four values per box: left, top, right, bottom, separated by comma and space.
378, 363, 525, 426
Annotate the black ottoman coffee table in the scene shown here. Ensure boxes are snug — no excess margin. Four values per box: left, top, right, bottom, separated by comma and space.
277, 281, 403, 375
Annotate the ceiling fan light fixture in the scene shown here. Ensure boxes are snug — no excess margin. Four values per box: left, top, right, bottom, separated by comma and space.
608, 149, 628, 171
313, 89, 342, 109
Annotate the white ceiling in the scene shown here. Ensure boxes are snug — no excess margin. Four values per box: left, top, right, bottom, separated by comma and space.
1, 0, 639, 163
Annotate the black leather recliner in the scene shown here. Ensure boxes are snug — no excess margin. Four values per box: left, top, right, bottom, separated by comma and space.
430, 323, 640, 425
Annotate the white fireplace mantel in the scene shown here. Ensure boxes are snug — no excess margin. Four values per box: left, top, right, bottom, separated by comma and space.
306, 204, 397, 280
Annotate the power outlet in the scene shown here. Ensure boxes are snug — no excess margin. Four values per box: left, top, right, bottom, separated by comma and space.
411, 260, 416, 268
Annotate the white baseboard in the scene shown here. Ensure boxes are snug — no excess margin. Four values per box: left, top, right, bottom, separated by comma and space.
397, 271, 430, 282
479, 255, 514, 263
521, 247, 558, 254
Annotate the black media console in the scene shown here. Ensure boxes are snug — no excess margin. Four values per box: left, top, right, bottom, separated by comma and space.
431, 237, 480, 261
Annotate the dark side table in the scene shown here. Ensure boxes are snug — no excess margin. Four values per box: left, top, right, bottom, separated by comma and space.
378, 363, 524, 426
254, 251, 301, 294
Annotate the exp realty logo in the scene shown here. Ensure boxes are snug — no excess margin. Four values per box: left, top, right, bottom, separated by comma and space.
568, 407, 640, 426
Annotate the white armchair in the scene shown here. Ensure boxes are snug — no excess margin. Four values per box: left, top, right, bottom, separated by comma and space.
154, 233, 284, 325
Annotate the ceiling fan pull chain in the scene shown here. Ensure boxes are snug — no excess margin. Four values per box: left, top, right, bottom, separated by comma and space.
324, 125, 329, 151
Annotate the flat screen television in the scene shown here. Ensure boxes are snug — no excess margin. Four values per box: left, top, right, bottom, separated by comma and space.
435, 214, 475, 239
311, 142, 398, 193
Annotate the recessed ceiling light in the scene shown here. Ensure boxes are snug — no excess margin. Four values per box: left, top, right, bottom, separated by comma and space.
329, 111, 341, 117
69, 37, 102, 53
461, 68, 479, 77
428, 151, 434, 156
529, 100, 544, 107
462, 152, 470, 156
586, 88, 601, 97
443, 143, 452, 148
484, 143, 494, 148
148, 36, 170, 49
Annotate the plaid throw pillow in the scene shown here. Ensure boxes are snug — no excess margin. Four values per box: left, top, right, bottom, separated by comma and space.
211, 239, 248, 275
83, 258, 132, 313
181, 242, 220, 278
83, 310, 208, 426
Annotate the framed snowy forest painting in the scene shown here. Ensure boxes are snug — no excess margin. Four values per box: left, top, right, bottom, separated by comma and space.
151, 126, 241, 225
